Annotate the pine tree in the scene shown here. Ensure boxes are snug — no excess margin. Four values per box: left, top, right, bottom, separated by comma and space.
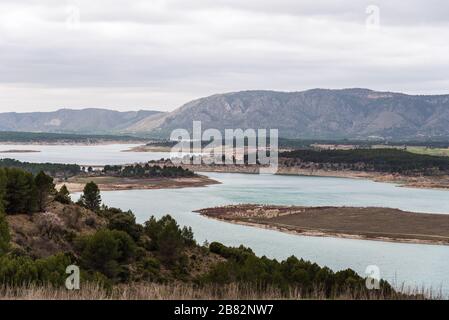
34, 171, 55, 211
4, 168, 37, 214
80, 182, 101, 211
0, 211, 10, 256
55, 184, 71, 204
0, 169, 10, 255
0, 169, 6, 212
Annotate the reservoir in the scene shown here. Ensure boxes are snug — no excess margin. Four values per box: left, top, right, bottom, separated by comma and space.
2, 144, 448, 295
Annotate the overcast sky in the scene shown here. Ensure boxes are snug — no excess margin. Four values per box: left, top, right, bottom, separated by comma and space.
0, 0, 448, 112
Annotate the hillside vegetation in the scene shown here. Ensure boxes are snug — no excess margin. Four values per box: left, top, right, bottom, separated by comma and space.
0, 167, 405, 299
0, 158, 80, 177
280, 148, 449, 175
103, 163, 194, 178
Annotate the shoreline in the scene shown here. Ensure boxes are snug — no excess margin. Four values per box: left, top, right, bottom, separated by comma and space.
276, 168, 449, 190
0, 149, 41, 153
181, 165, 449, 191
177, 164, 449, 190
122, 145, 173, 152
196, 205, 449, 246
202, 216, 449, 246
0, 140, 146, 146
57, 174, 220, 193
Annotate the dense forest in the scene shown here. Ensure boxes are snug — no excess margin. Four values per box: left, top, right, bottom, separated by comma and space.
0, 168, 57, 214
103, 164, 195, 178
0, 167, 398, 298
280, 148, 449, 175
279, 138, 449, 149
0, 158, 80, 177
146, 137, 449, 150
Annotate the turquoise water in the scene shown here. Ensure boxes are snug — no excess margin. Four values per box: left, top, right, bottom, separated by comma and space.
0, 144, 171, 165
98, 172, 449, 296
3, 144, 448, 295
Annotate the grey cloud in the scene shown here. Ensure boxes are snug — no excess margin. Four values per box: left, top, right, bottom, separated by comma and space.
0, 0, 448, 111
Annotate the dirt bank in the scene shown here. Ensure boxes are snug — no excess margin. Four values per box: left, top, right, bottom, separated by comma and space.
56, 174, 220, 192
196, 204, 449, 245
175, 163, 449, 190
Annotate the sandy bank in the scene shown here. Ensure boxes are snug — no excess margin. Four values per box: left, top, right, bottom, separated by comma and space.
56, 174, 220, 193
175, 163, 449, 190
196, 204, 449, 246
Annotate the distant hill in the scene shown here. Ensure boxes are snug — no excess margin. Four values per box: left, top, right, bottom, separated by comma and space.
125, 89, 449, 140
3, 89, 449, 140
0, 108, 164, 134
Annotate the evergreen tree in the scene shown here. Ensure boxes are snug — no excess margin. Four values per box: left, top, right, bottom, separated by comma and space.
0, 169, 10, 255
0, 211, 10, 256
4, 168, 37, 214
54, 184, 71, 204
0, 169, 6, 212
80, 182, 101, 211
34, 171, 55, 211
77, 229, 136, 279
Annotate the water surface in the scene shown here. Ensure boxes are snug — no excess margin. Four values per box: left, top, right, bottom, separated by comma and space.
0, 144, 171, 165
3, 144, 448, 295
96, 172, 449, 295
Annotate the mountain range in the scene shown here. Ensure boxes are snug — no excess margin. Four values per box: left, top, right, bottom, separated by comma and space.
2, 89, 449, 140
0, 108, 161, 135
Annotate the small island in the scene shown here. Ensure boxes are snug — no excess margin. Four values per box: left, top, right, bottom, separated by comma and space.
57, 162, 219, 192
0, 149, 40, 153
58, 174, 219, 192
196, 204, 449, 245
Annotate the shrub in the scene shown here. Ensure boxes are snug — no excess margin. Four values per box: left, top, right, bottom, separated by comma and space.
103, 207, 143, 241
76, 229, 137, 280
34, 171, 55, 211
36, 212, 65, 239
0, 211, 10, 256
0, 253, 72, 286
144, 215, 195, 265
84, 217, 96, 227
205, 243, 390, 298
3, 168, 38, 214
55, 185, 71, 204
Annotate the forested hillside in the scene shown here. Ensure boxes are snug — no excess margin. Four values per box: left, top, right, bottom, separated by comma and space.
0, 167, 401, 299
280, 148, 449, 175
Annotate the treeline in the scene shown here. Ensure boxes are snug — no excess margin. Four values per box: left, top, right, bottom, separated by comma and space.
278, 138, 449, 149
0, 131, 144, 143
0, 167, 66, 260
280, 148, 449, 174
0, 168, 58, 214
0, 158, 80, 177
103, 164, 195, 178
205, 243, 393, 297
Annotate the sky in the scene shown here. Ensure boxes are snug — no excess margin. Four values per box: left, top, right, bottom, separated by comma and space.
0, 0, 448, 112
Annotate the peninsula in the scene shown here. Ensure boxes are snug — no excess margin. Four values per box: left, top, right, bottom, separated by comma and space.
196, 205, 449, 245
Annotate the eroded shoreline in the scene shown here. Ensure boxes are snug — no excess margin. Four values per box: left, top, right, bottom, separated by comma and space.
56, 174, 220, 192
196, 204, 449, 246
178, 164, 449, 190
